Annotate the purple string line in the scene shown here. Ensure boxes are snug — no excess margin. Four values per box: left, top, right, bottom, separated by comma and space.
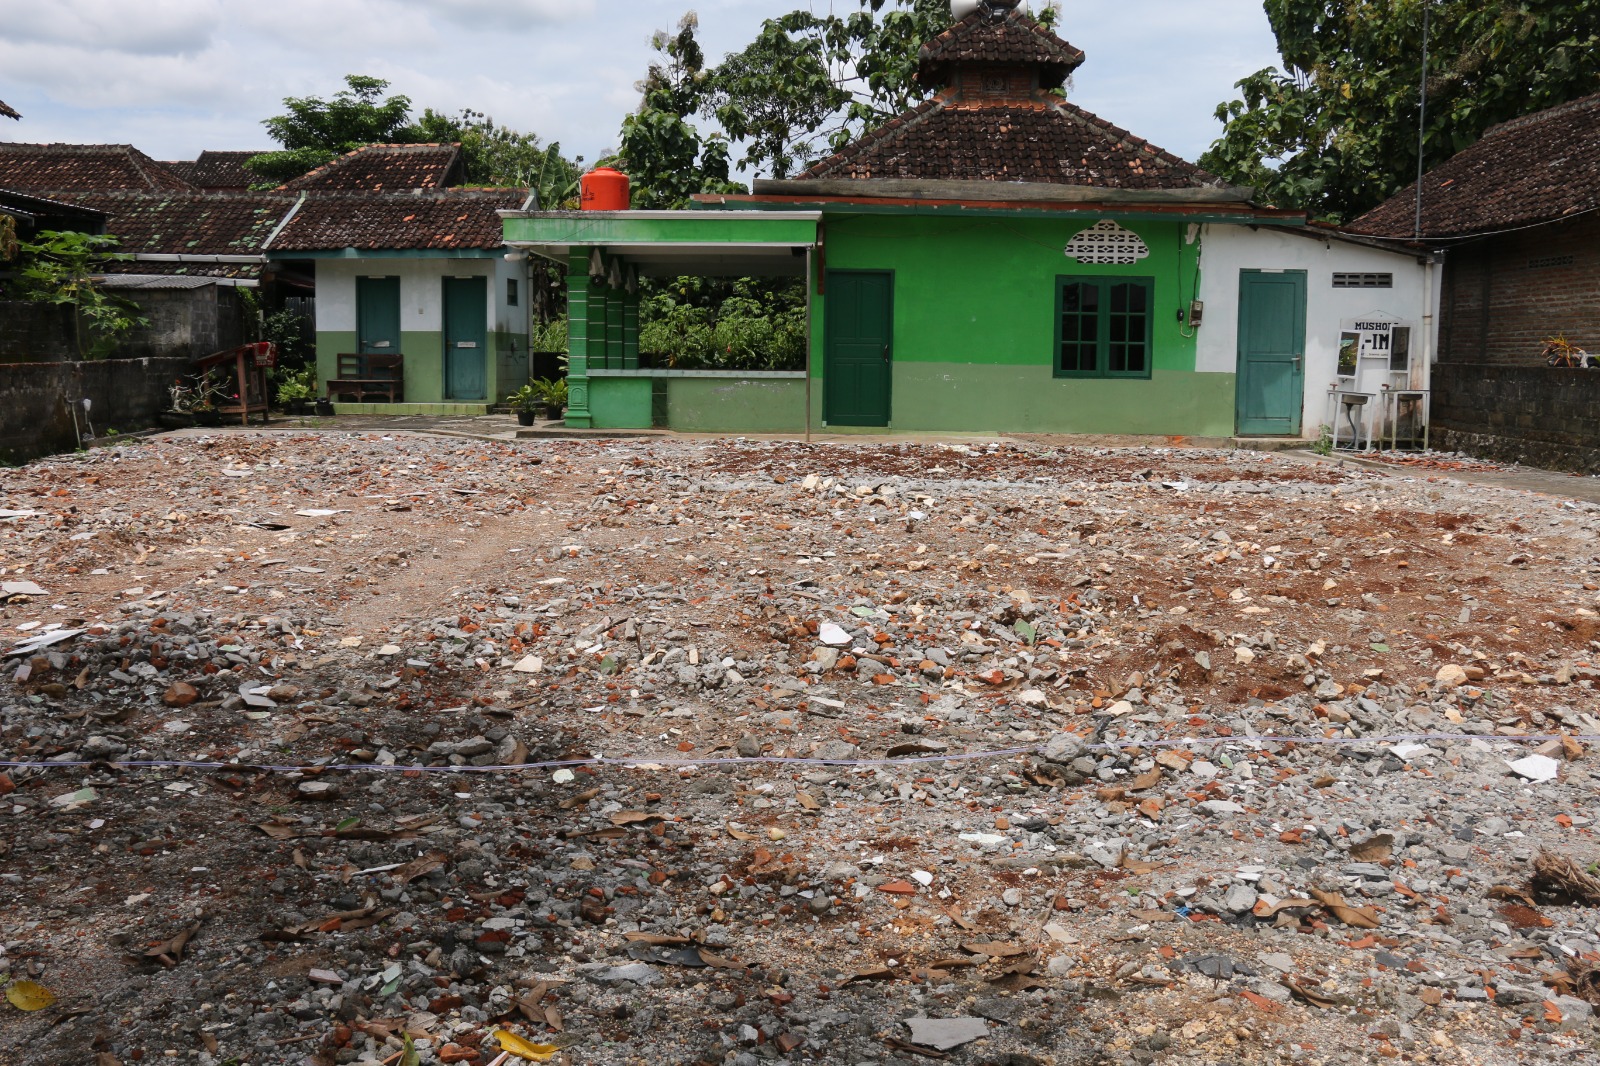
1, 732, 1593, 776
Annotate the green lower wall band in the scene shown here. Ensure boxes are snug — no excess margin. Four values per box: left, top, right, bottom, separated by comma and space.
582, 366, 1230, 436
317, 330, 528, 405
864, 364, 1236, 436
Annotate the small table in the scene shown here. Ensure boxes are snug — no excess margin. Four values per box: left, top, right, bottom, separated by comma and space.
1381, 388, 1430, 451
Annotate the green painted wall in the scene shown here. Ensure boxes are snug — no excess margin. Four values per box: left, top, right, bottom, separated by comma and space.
889, 364, 1235, 436
668, 376, 805, 433
589, 377, 654, 429
809, 214, 1224, 434
317, 329, 527, 404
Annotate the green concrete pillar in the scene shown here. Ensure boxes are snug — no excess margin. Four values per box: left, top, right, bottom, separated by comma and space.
623, 290, 640, 369
564, 252, 593, 428
587, 269, 611, 371
606, 289, 625, 369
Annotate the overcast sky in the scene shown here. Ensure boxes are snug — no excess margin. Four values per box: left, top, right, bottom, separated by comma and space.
0, 0, 1281, 175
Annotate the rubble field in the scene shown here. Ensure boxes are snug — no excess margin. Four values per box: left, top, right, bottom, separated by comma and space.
3, 431, 1600, 1066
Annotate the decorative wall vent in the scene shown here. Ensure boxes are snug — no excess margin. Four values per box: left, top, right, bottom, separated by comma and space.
1064, 220, 1149, 265
1527, 254, 1575, 270
1332, 272, 1393, 288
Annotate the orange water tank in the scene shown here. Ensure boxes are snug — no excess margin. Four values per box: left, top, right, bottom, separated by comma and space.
580, 167, 630, 211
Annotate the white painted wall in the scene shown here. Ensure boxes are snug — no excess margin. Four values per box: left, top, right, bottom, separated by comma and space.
313, 257, 529, 336
1197, 225, 1434, 438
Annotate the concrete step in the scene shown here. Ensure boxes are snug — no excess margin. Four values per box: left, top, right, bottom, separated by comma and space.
330, 403, 493, 416
1232, 436, 1311, 452
515, 425, 670, 440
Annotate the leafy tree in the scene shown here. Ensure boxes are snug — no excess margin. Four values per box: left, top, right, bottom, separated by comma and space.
617, 14, 742, 208
709, 0, 1059, 178
411, 108, 584, 200
1201, 0, 1600, 222
246, 75, 422, 185
16, 231, 148, 359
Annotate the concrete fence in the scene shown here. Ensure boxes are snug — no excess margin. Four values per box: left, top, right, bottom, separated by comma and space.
1432, 362, 1600, 474
0, 356, 192, 463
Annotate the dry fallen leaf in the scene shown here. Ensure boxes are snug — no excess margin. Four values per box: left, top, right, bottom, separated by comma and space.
610, 811, 663, 827
1283, 977, 1340, 1008
1349, 833, 1394, 862
962, 941, 1028, 958
5, 979, 56, 1011
796, 791, 820, 811
1311, 889, 1381, 929
489, 1029, 558, 1062
393, 851, 448, 885
726, 823, 758, 842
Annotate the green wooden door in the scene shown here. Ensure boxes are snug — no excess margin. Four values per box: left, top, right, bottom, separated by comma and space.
824, 271, 893, 427
443, 276, 488, 401
1236, 270, 1306, 436
356, 276, 401, 355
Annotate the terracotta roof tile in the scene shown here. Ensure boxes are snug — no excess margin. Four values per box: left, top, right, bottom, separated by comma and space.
1351, 91, 1600, 238
61, 192, 296, 278
798, 97, 1216, 188
919, 7, 1085, 88
177, 151, 269, 191
281, 143, 463, 192
0, 143, 195, 193
0, 100, 20, 121
266, 189, 524, 252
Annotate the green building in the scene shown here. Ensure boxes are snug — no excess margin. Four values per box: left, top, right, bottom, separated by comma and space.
503, 3, 1340, 436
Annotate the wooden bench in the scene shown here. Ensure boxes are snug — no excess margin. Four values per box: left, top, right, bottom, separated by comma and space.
330, 353, 404, 403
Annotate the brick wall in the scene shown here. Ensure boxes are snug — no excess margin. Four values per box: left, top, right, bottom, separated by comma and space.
0, 356, 192, 463
1440, 214, 1600, 365
1432, 362, 1600, 473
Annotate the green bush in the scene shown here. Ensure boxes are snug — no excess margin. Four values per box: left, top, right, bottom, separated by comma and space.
638, 277, 805, 370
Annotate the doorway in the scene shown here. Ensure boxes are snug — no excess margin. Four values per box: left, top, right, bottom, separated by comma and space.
1235, 269, 1306, 435
356, 276, 400, 355
443, 276, 487, 401
823, 270, 893, 427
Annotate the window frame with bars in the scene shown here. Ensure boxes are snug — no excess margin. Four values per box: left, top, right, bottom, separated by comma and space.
1053, 275, 1156, 380
1331, 272, 1393, 288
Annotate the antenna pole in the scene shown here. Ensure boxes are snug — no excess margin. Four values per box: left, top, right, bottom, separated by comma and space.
1414, 4, 1430, 240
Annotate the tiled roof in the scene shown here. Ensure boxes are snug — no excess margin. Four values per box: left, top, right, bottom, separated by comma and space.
0, 100, 20, 121
1351, 91, 1600, 238
63, 192, 296, 278
0, 143, 196, 193
919, 6, 1084, 88
797, 97, 1217, 189
281, 143, 463, 192
179, 151, 267, 191
266, 189, 524, 252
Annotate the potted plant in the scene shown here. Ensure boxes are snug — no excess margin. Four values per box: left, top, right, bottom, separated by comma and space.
529, 377, 567, 421
505, 384, 539, 426
276, 367, 316, 416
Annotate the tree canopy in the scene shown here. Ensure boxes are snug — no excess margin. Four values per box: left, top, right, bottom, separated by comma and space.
617, 2, 1062, 196
1200, 0, 1600, 222
246, 75, 580, 197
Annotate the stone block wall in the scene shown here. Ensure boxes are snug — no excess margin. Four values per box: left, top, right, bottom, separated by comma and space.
1439, 214, 1600, 366
1432, 362, 1600, 473
0, 356, 192, 463
0, 301, 76, 362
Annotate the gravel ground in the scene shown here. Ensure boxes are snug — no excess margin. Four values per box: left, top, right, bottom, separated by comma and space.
3, 431, 1600, 1066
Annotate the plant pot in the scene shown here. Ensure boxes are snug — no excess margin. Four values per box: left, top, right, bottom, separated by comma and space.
541, 404, 564, 421
286, 399, 309, 416
157, 411, 197, 430
194, 409, 222, 427
516, 408, 536, 427
315, 398, 335, 417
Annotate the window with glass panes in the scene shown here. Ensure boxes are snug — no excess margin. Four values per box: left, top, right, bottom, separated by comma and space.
1055, 277, 1154, 378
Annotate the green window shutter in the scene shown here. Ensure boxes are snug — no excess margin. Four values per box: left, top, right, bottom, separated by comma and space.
1055, 276, 1154, 379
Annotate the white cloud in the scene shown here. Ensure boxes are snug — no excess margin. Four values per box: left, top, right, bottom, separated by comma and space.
390, 0, 595, 31
0, 0, 222, 56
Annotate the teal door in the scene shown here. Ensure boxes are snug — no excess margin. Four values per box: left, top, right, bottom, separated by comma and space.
824, 271, 893, 427
1236, 270, 1306, 436
443, 276, 488, 401
356, 276, 401, 355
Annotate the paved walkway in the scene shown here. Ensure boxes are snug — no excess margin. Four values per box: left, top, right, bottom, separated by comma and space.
145, 414, 1600, 506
